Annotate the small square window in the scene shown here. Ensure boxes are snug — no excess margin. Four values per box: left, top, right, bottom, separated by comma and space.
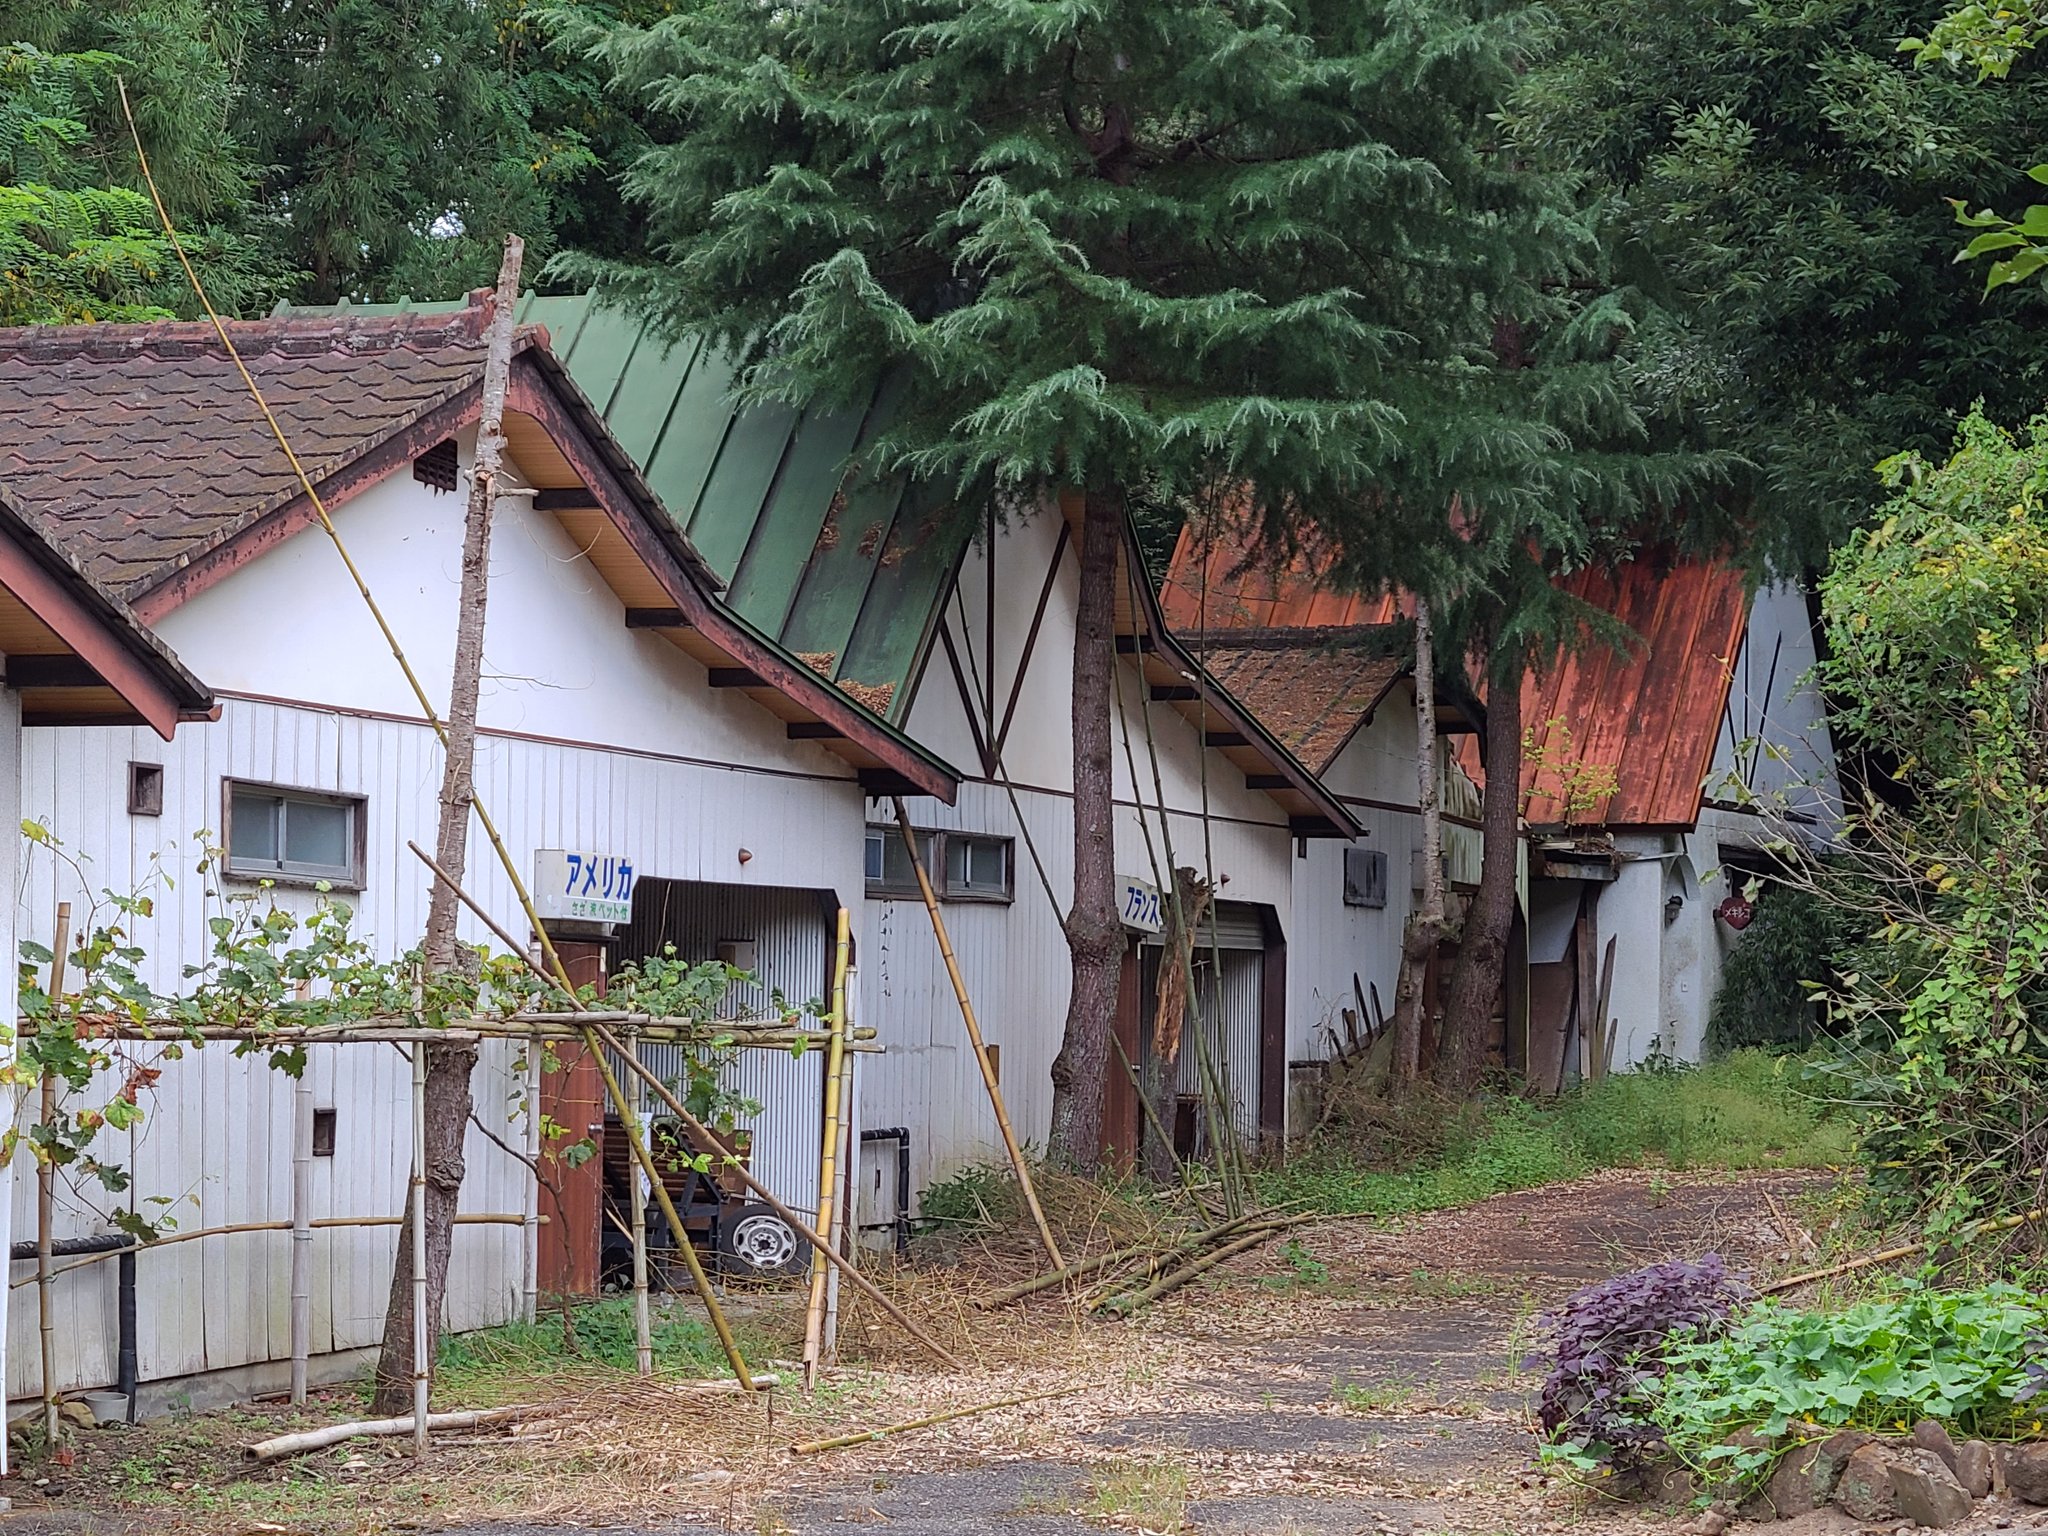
311, 1108, 337, 1158
864, 824, 935, 898
1344, 847, 1388, 909
127, 762, 164, 818
944, 835, 1013, 901
225, 781, 364, 887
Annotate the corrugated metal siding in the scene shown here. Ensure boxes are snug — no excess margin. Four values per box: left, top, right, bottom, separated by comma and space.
1169, 950, 1263, 1144
10, 697, 864, 1398
615, 880, 833, 1219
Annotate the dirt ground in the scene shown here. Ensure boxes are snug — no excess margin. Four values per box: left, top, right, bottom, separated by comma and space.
8, 1169, 2036, 1536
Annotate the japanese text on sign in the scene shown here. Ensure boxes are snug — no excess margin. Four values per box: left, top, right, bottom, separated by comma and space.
1119, 875, 1163, 933
533, 849, 636, 925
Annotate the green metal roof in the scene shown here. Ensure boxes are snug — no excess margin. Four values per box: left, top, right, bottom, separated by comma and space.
276, 290, 968, 724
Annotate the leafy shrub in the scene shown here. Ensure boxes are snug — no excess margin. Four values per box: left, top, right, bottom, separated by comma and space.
1650, 1283, 2048, 1484
1535, 1255, 1748, 1467
1706, 883, 1858, 1053
917, 1161, 1020, 1230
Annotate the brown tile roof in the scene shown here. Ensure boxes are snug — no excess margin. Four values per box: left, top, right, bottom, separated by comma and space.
0, 310, 524, 600
1160, 524, 1748, 829
1199, 628, 1406, 775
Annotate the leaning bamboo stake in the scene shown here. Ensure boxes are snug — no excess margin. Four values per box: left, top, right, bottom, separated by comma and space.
583, 1031, 758, 1389
626, 1029, 652, 1378
409, 1041, 429, 1456
891, 799, 1063, 1269
37, 901, 69, 1449
408, 840, 964, 1371
979, 1208, 1262, 1307
1760, 1207, 2046, 1295
801, 908, 853, 1389
790, 1385, 1082, 1456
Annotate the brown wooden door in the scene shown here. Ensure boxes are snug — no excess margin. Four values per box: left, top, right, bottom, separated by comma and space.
538, 939, 606, 1298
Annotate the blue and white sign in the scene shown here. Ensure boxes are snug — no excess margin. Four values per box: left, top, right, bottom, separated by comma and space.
534, 849, 636, 925
1118, 874, 1164, 934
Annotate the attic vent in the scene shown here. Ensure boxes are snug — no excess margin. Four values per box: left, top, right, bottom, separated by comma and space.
413, 439, 458, 493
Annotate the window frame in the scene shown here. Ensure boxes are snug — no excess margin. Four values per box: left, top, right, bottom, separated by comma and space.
863, 824, 1015, 905
222, 779, 367, 890
942, 832, 1015, 904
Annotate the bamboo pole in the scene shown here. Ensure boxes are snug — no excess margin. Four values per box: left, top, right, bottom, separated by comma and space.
522, 1041, 542, 1325
408, 839, 964, 1371
802, 908, 852, 1389
826, 1011, 856, 1365
1094, 1225, 1279, 1314
979, 1209, 1263, 1307
290, 1065, 313, 1405
409, 1043, 429, 1456
248, 1405, 533, 1463
582, 1030, 758, 1389
37, 902, 69, 1449
1760, 1207, 2046, 1295
890, 799, 1063, 1269
626, 1029, 652, 1378
790, 1386, 1082, 1455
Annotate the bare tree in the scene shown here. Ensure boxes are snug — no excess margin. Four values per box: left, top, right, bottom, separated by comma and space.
373, 235, 523, 1412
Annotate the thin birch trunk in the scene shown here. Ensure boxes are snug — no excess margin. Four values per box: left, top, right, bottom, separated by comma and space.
1047, 488, 1126, 1172
373, 235, 523, 1414
1390, 598, 1442, 1087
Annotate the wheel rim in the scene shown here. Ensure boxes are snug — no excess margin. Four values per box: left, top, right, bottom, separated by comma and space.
729, 1212, 798, 1271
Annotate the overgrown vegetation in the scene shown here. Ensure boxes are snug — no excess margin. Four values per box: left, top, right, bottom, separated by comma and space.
1706, 883, 1859, 1053
1538, 1269, 2048, 1492
1752, 410, 2048, 1237
436, 1297, 776, 1397
1261, 1051, 1850, 1218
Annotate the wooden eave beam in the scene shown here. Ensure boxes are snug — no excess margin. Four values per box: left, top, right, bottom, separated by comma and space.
787, 721, 845, 740
625, 607, 690, 629
6, 654, 103, 688
709, 668, 766, 689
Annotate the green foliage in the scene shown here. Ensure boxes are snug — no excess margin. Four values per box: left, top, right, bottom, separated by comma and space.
0, 40, 282, 323
1648, 1285, 2048, 1488
1707, 883, 1858, 1053
436, 1295, 756, 1392
1262, 1051, 1850, 1218
560, 0, 1701, 625
1809, 409, 2048, 1233
917, 1161, 1022, 1231
1509, 0, 2048, 569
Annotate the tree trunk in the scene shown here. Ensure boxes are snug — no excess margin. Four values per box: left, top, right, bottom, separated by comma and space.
1436, 648, 1523, 1093
1389, 598, 1442, 1087
373, 234, 522, 1415
1047, 488, 1126, 1172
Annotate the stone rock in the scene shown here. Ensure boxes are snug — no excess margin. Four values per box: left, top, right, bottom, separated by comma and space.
1909, 1420, 1959, 1472
1889, 1455, 1973, 1528
1640, 1459, 1698, 1510
1953, 1440, 1992, 1500
2003, 1442, 2048, 1505
1838, 1443, 1901, 1521
1766, 1430, 1875, 1514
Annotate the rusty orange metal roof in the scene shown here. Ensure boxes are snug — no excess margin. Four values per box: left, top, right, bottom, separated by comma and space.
1160, 525, 1748, 830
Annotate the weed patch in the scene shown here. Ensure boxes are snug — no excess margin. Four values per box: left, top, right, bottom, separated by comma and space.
1086, 1460, 1190, 1529
435, 1296, 778, 1397
1261, 1049, 1851, 1218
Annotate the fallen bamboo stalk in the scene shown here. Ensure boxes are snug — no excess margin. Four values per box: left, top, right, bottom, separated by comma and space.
1760, 1207, 2046, 1295
408, 840, 963, 1371
979, 1209, 1264, 1308
1094, 1225, 1281, 1314
246, 1405, 533, 1462
790, 1385, 1082, 1455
